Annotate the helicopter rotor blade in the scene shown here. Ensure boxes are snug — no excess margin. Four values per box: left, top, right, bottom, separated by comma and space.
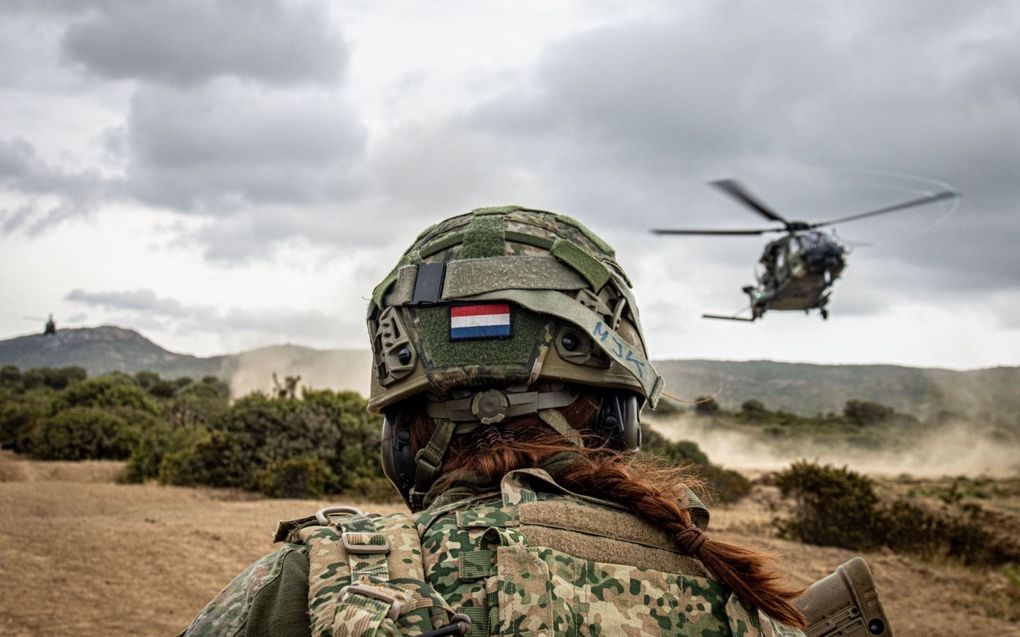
651, 227, 784, 236
710, 179, 791, 226
809, 190, 959, 229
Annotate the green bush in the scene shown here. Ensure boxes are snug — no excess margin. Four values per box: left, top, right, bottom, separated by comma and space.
843, 400, 896, 427
142, 388, 384, 497
257, 456, 333, 498
0, 365, 23, 389
693, 396, 720, 416
122, 421, 207, 483
55, 373, 158, 414
774, 461, 1020, 566
740, 399, 767, 416
29, 407, 139, 460
774, 461, 880, 549
164, 377, 230, 426
0, 393, 49, 452
158, 430, 251, 488
700, 464, 753, 505
22, 366, 87, 391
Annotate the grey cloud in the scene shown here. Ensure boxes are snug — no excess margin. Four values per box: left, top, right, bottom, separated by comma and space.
0, 138, 110, 233
61, 0, 345, 87
122, 81, 366, 214
66, 287, 346, 340
66, 288, 189, 317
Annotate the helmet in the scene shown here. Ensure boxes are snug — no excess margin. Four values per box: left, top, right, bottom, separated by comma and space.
367, 205, 663, 509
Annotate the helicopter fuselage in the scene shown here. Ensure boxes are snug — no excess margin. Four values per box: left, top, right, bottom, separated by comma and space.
747, 231, 846, 318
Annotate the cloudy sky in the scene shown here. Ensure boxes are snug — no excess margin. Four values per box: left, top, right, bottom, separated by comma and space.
1, 0, 1017, 369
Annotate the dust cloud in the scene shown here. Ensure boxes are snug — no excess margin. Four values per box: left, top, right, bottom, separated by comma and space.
227, 346, 372, 398
651, 414, 1020, 478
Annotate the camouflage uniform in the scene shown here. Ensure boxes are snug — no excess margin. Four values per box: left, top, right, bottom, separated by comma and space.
183, 463, 803, 637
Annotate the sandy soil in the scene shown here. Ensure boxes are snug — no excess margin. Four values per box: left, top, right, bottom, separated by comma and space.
0, 451, 1017, 636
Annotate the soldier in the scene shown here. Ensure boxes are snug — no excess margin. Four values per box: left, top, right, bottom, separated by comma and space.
183, 206, 806, 636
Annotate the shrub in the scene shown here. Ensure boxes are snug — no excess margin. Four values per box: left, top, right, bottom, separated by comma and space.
693, 396, 720, 416
740, 399, 767, 416
257, 456, 333, 498
774, 461, 1020, 566
145, 388, 384, 496
158, 430, 251, 488
0, 365, 22, 389
643, 428, 710, 465
651, 398, 684, 415
843, 400, 893, 426
22, 367, 87, 391
165, 377, 230, 426
55, 373, 158, 414
0, 393, 49, 452
29, 407, 139, 460
774, 461, 880, 549
122, 421, 207, 483
700, 464, 753, 505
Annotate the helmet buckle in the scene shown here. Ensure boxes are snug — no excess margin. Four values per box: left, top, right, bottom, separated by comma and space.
471, 389, 510, 424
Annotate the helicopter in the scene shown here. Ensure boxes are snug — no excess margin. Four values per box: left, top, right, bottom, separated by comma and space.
652, 180, 959, 321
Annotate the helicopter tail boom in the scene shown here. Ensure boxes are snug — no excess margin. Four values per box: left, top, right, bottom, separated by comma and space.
702, 313, 756, 322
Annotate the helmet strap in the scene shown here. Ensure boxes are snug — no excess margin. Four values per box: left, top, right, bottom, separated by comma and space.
537, 409, 585, 448
410, 418, 456, 510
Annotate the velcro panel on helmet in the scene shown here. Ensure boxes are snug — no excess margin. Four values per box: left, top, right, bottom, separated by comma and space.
460, 215, 505, 259
550, 239, 612, 292
413, 306, 550, 370
444, 256, 586, 297
385, 257, 588, 305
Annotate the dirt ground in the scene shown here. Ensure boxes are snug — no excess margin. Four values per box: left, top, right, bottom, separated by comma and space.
0, 451, 1017, 636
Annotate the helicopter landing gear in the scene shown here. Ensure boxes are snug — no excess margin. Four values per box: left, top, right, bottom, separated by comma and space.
821, 308, 829, 320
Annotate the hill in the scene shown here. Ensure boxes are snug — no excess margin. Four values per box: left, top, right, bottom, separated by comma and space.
0, 326, 227, 378
657, 359, 1020, 422
0, 326, 371, 397
0, 327, 1016, 421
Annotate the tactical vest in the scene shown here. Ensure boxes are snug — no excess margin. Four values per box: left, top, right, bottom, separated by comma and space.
275, 469, 792, 637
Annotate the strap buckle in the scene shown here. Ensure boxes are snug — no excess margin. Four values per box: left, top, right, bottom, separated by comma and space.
338, 582, 412, 621
341, 531, 391, 555
315, 505, 365, 525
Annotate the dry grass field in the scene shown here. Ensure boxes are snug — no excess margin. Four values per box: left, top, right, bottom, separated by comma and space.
1, 450, 1017, 636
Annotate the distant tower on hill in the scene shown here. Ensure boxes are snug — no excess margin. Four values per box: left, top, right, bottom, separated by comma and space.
44, 314, 56, 336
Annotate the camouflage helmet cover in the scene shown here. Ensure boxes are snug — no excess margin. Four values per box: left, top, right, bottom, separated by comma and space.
366, 205, 663, 414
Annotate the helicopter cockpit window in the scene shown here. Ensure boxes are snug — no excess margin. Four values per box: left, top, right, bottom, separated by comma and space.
798, 233, 821, 250
775, 244, 787, 271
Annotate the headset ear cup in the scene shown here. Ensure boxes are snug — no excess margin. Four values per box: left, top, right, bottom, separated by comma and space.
596, 391, 642, 451
622, 393, 641, 450
381, 411, 415, 507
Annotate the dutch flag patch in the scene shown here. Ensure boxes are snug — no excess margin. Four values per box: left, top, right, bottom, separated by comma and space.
450, 304, 512, 340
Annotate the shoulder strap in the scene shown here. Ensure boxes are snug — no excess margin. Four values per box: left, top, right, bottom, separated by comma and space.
288, 507, 464, 637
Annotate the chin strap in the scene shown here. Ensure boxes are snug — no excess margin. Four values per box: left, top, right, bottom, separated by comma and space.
537, 409, 585, 447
